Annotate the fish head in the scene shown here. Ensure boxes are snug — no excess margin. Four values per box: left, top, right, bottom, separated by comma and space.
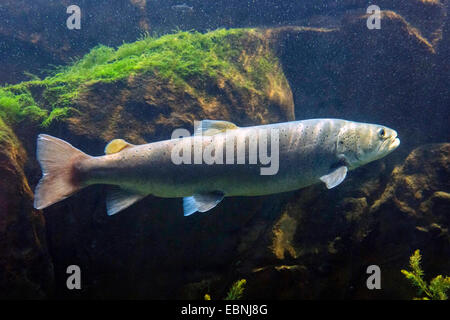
336, 122, 400, 170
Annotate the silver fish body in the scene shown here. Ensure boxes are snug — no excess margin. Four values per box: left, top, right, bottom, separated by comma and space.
34, 119, 400, 216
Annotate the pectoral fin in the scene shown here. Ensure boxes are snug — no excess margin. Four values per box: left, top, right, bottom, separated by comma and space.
183, 191, 225, 216
320, 166, 348, 189
106, 186, 146, 216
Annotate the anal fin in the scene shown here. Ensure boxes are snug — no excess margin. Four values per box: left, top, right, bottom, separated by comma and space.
106, 186, 146, 216
183, 191, 225, 216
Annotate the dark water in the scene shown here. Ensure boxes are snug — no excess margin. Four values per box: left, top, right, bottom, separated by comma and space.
0, 0, 449, 301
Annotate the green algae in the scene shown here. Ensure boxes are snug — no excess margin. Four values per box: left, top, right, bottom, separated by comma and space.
41, 107, 76, 128
0, 87, 47, 124
45, 28, 249, 86
0, 28, 278, 128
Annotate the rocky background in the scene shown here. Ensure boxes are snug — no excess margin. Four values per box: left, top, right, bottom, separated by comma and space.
0, 0, 449, 299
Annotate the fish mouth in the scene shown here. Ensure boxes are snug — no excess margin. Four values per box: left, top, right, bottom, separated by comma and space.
378, 131, 400, 155
388, 136, 400, 152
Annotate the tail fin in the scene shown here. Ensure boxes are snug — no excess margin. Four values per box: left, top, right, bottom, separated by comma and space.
34, 134, 90, 210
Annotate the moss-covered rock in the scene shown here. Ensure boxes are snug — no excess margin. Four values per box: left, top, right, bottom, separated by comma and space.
0, 29, 294, 146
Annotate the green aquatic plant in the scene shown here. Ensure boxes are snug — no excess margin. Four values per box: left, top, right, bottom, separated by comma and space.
44, 28, 249, 86
0, 87, 47, 124
41, 107, 74, 128
21, 105, 48, 123
0, 89, 22, 123
203, 279, 247, 300
401, 249, 450, 300
225, 279, 247, 300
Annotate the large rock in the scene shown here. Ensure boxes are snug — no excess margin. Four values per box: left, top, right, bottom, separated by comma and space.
0, 119, 53, 298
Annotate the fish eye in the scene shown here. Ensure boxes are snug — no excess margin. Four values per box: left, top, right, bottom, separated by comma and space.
378, 128, 386, 139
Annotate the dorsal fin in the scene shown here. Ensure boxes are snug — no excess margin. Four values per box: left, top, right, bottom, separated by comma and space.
105, 139, 135, 155
194, 120, 239, 136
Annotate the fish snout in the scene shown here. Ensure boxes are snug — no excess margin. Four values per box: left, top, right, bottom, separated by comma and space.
388, 130, 400, 151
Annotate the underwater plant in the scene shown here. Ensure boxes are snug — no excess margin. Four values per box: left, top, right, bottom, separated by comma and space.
225, 279, 247, 300
204, 279, 247, 300
401, 250, 450, 300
